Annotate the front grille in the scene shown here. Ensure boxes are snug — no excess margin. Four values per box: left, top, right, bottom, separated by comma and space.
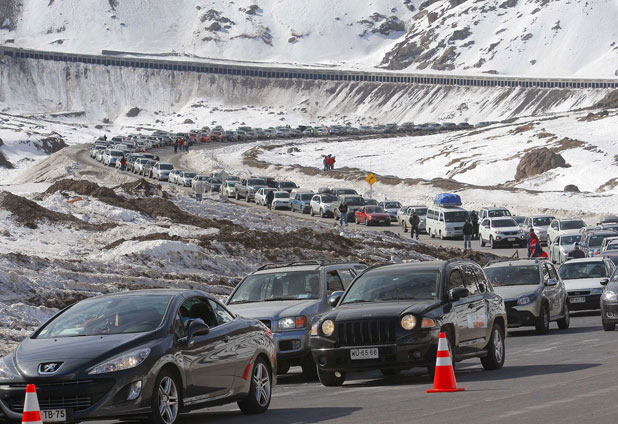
503, 231, 518, 236
569, 290, 591, 296
259, 319, 271, 329
10, 395, 92, 412
504, 300, 518, 308
336, 319, 397, 347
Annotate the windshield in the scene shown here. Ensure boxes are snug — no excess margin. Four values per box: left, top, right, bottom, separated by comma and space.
183, 172, 196, 178
366, 207, 385, 214
558, 262, 608, 280
248, 179, 267, 186
211, 178, 222, 184
228, 176, 241, 181
159, 164, 173, 170
562, 220, 585, 230
364, 199, 378, 205
110, 151, 123, 156
589, 235, 611, 247
322, 195, 337, 203
485, 266, 540, 286
383, 202, 401, 209
488, 209, 511, 217
533, 217, 553, 226
342, 269, 440, 303
226, 181, 237, 187
337, 189, 357, 195
300, 194, 313, 201
414, 208, 428, 216
36, 295, 171, 338
343, 197, 364, 205
279, 182, 296, 188
560, 235, 581, 245
605, 243, 618, 251
492, 219, 518, 228
445, 211, 469, 223
274, 192, 289, 198
228, 271, 321, 303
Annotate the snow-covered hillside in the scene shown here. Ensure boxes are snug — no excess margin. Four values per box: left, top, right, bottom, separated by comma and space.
2, 0, 618, 77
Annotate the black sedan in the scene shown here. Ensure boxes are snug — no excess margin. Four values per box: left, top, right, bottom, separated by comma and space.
0, 290, 276, 424
309, 260, 507, 386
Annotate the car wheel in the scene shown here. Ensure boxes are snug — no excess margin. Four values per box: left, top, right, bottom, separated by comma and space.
557, 302, 570, 329
481, 236, 486, 247
481, 322, 505, 370
429, 228, 434, 239
310, 208, 314, 216
318, 369, 346, 387
365, 218, 369, 226
535, 303, 550, 334
320, 209, 325, 218
235, 192, 239, 200
237, 357, 272, 414
246, 194, 250, 202
300, 354, 319, 381
439, 231, 444, 240
277, 360, 290, 375
602, 320, 615, 331
150, 370, 180, 424
490, 236, 495, 249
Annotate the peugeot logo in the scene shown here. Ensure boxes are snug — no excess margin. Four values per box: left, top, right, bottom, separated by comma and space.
38, 362, 63, 375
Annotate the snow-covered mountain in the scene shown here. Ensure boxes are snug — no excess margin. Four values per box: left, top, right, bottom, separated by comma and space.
2, 0, 618, 77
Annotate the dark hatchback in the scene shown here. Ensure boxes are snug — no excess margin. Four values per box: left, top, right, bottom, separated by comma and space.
309, 260, 507, 386
0, 290, 276, 424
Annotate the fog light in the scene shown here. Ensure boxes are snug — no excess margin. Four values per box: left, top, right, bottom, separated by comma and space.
292, 340, 301, 349
127, 381, 143, 401
318, 356, 327, 366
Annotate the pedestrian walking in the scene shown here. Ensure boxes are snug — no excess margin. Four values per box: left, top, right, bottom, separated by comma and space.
174, 142, 178, 153
567, 242, 586, 260
338, 201, 349, 226
194, 178, 205, 202
463, 219, 473, 250
410, 211, 421, 240
266, 189, 274, 210
322, 156, 328, 171
120, 156, 127, 171
471, 211, 479, 240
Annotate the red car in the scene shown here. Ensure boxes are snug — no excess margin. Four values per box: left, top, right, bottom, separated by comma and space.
355, 206, 391, 226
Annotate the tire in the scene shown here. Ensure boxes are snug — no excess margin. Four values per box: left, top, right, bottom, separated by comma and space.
150, 369, 180, 424
481, 323, 506, 370
490, 236, 496, 249
246, 194, 250, 202
557, 302, 570, 329
602, 320, 615, 331
300, 354, 319, 381
237, 357, 272, 415
429, 228, 434, 239
320, 209, 325, 218
365, 218, 369, 226
535, 303, 550, 334
318, 369, 346, 387
439, 231, 444, 240
310, 208, 314, 216
277, 360, 290, 375
403, 222, 408, 232
481, 236, 486, 247
235, 192, 239, 200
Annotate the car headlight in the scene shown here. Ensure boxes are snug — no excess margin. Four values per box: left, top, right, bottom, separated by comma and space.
278, 316, 307, 330
518, 229, 524, 234
0, 359, 16, 381
310, 323, 319, 336
421, 318, 436, 328
591, 288, 604, 295
321, 320, 335, 336
517, 293, 538, 305
401, 314, 417, 330
88, 348, 151, 375
602, 290, 617, 301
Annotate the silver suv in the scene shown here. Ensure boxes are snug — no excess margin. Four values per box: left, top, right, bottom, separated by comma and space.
226, 260, 366, 380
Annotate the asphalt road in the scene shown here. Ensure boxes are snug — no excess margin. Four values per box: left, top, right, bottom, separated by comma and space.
89, 313, 617, 424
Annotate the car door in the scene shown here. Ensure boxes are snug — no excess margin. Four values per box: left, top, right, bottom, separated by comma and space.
546, 263, 566, 317
460, 265, 490, 350
446, 268, 478, 353
542, 263, 561, 317
311, 195, 319, 213
179, 297, 238, 400
480, 219, 490, 241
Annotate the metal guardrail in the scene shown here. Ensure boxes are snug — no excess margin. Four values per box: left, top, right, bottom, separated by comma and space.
1, 45, 617, 89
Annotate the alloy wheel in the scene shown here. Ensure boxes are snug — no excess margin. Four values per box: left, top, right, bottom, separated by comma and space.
493, 328, 504, 364
158, 376, 179, 424
253, 362, 271, 407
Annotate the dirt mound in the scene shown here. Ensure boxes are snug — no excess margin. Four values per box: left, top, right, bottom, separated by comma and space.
116, 179, 168, 198
578, 110, 609, 122
515, 148, 567, 181
0, 191, 114, 231
564, 184, 580, 193
593, 90, 618, 109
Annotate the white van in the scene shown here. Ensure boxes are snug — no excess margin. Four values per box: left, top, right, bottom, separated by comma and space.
425, 206, 470, 240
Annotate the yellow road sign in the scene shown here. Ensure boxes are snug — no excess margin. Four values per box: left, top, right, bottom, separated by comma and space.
366, 173, 378, 185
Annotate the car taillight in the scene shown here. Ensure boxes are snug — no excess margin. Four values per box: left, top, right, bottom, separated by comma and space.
296, 316, 307, 328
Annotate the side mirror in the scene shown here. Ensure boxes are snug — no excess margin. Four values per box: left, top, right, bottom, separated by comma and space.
187, 319, 210, 345
601, 278, 609, 286
450, 287, 470, 302
546, 279, 558, 286
328, 291, 344, 307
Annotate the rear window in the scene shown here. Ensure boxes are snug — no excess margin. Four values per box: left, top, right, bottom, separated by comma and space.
110, 151, 123, 156
274, 192, 289, 199
343, 197, 364, 205
488, 209, 511, 217
559, 262, 608, 280
533, 217, 553, 226
159, 164, 174, 170
248, 179, 267, 186
444, 211, 469, 222
562, 220, 585, 230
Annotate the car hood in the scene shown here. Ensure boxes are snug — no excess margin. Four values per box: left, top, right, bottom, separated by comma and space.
493, 285, 539, 300
228, 300, 320, 320
13, 333, 149, 378
331, 300, 440, 320
494, 226, 521, 232
563, 278, 607, 290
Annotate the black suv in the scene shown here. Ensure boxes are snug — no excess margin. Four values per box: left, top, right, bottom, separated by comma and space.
309, 260, 507, 386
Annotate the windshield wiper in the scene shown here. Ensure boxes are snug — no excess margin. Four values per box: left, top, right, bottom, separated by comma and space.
228, 300, 259, 305
263, 297, 300, 302
342, 299, 373, 304
380, 296, 417, 301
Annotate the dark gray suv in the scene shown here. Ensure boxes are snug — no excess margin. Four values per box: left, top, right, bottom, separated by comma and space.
226, 261, 366, 380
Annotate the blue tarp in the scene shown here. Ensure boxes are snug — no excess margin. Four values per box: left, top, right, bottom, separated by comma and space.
434, 193, 462, 206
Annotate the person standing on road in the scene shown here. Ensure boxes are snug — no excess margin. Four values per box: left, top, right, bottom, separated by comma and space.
471, 211, 479, 240
527, 228, 540, 258
338, 200, 349, 226
120, 156, 127, 171
322, 156, 328, 171
266, 189, 274, 210
463, 219, 473, 250
174, 141, 178, 154
410, 211, 420, 240
567, 242, 586, 260
194, 178, 205, 202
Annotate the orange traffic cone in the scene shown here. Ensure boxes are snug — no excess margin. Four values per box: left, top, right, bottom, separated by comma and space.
21, 384, 42, 424
426, 332, 465, 393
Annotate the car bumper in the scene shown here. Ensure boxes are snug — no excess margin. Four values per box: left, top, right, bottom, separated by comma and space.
493, 235, 526, 245
367, 218, 391, 226
568, 292, 601, 310
504, 300, 541, 327
601, 301, 618, 323
310, 330, 438, 372
273, 329, 311, 360
272, 202, 290, 209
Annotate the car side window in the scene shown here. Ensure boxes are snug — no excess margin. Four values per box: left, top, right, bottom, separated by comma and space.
448, 269, 465, 291
462, 266, 480, 295
180, 297, 219, 328
547, 264, 559, 281
312, 195, 319, 202
337, 269, 356, 288
542, 265, 550, 284
208, 299, 234, 326
472, 267, 489, 292
173, 313, 186, 339
482, 219, 489, 227
326, 271, 344, 295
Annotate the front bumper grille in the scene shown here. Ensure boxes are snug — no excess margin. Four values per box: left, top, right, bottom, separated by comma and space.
335, 319, 397, 347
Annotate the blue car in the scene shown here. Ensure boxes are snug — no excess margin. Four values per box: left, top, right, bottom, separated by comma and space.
290, 189, 315, 214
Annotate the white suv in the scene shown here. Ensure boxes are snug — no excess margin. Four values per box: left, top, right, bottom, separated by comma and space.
151, 162, 174, 181
522, 215, 555, 244
255, 188, 275, 206
310, 193, 338, 218
479, 217, 526, 249
479, 207, 512, 220
547, 218, 586, 245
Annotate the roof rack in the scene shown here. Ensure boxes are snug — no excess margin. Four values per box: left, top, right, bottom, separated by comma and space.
256, 260, 364, 271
